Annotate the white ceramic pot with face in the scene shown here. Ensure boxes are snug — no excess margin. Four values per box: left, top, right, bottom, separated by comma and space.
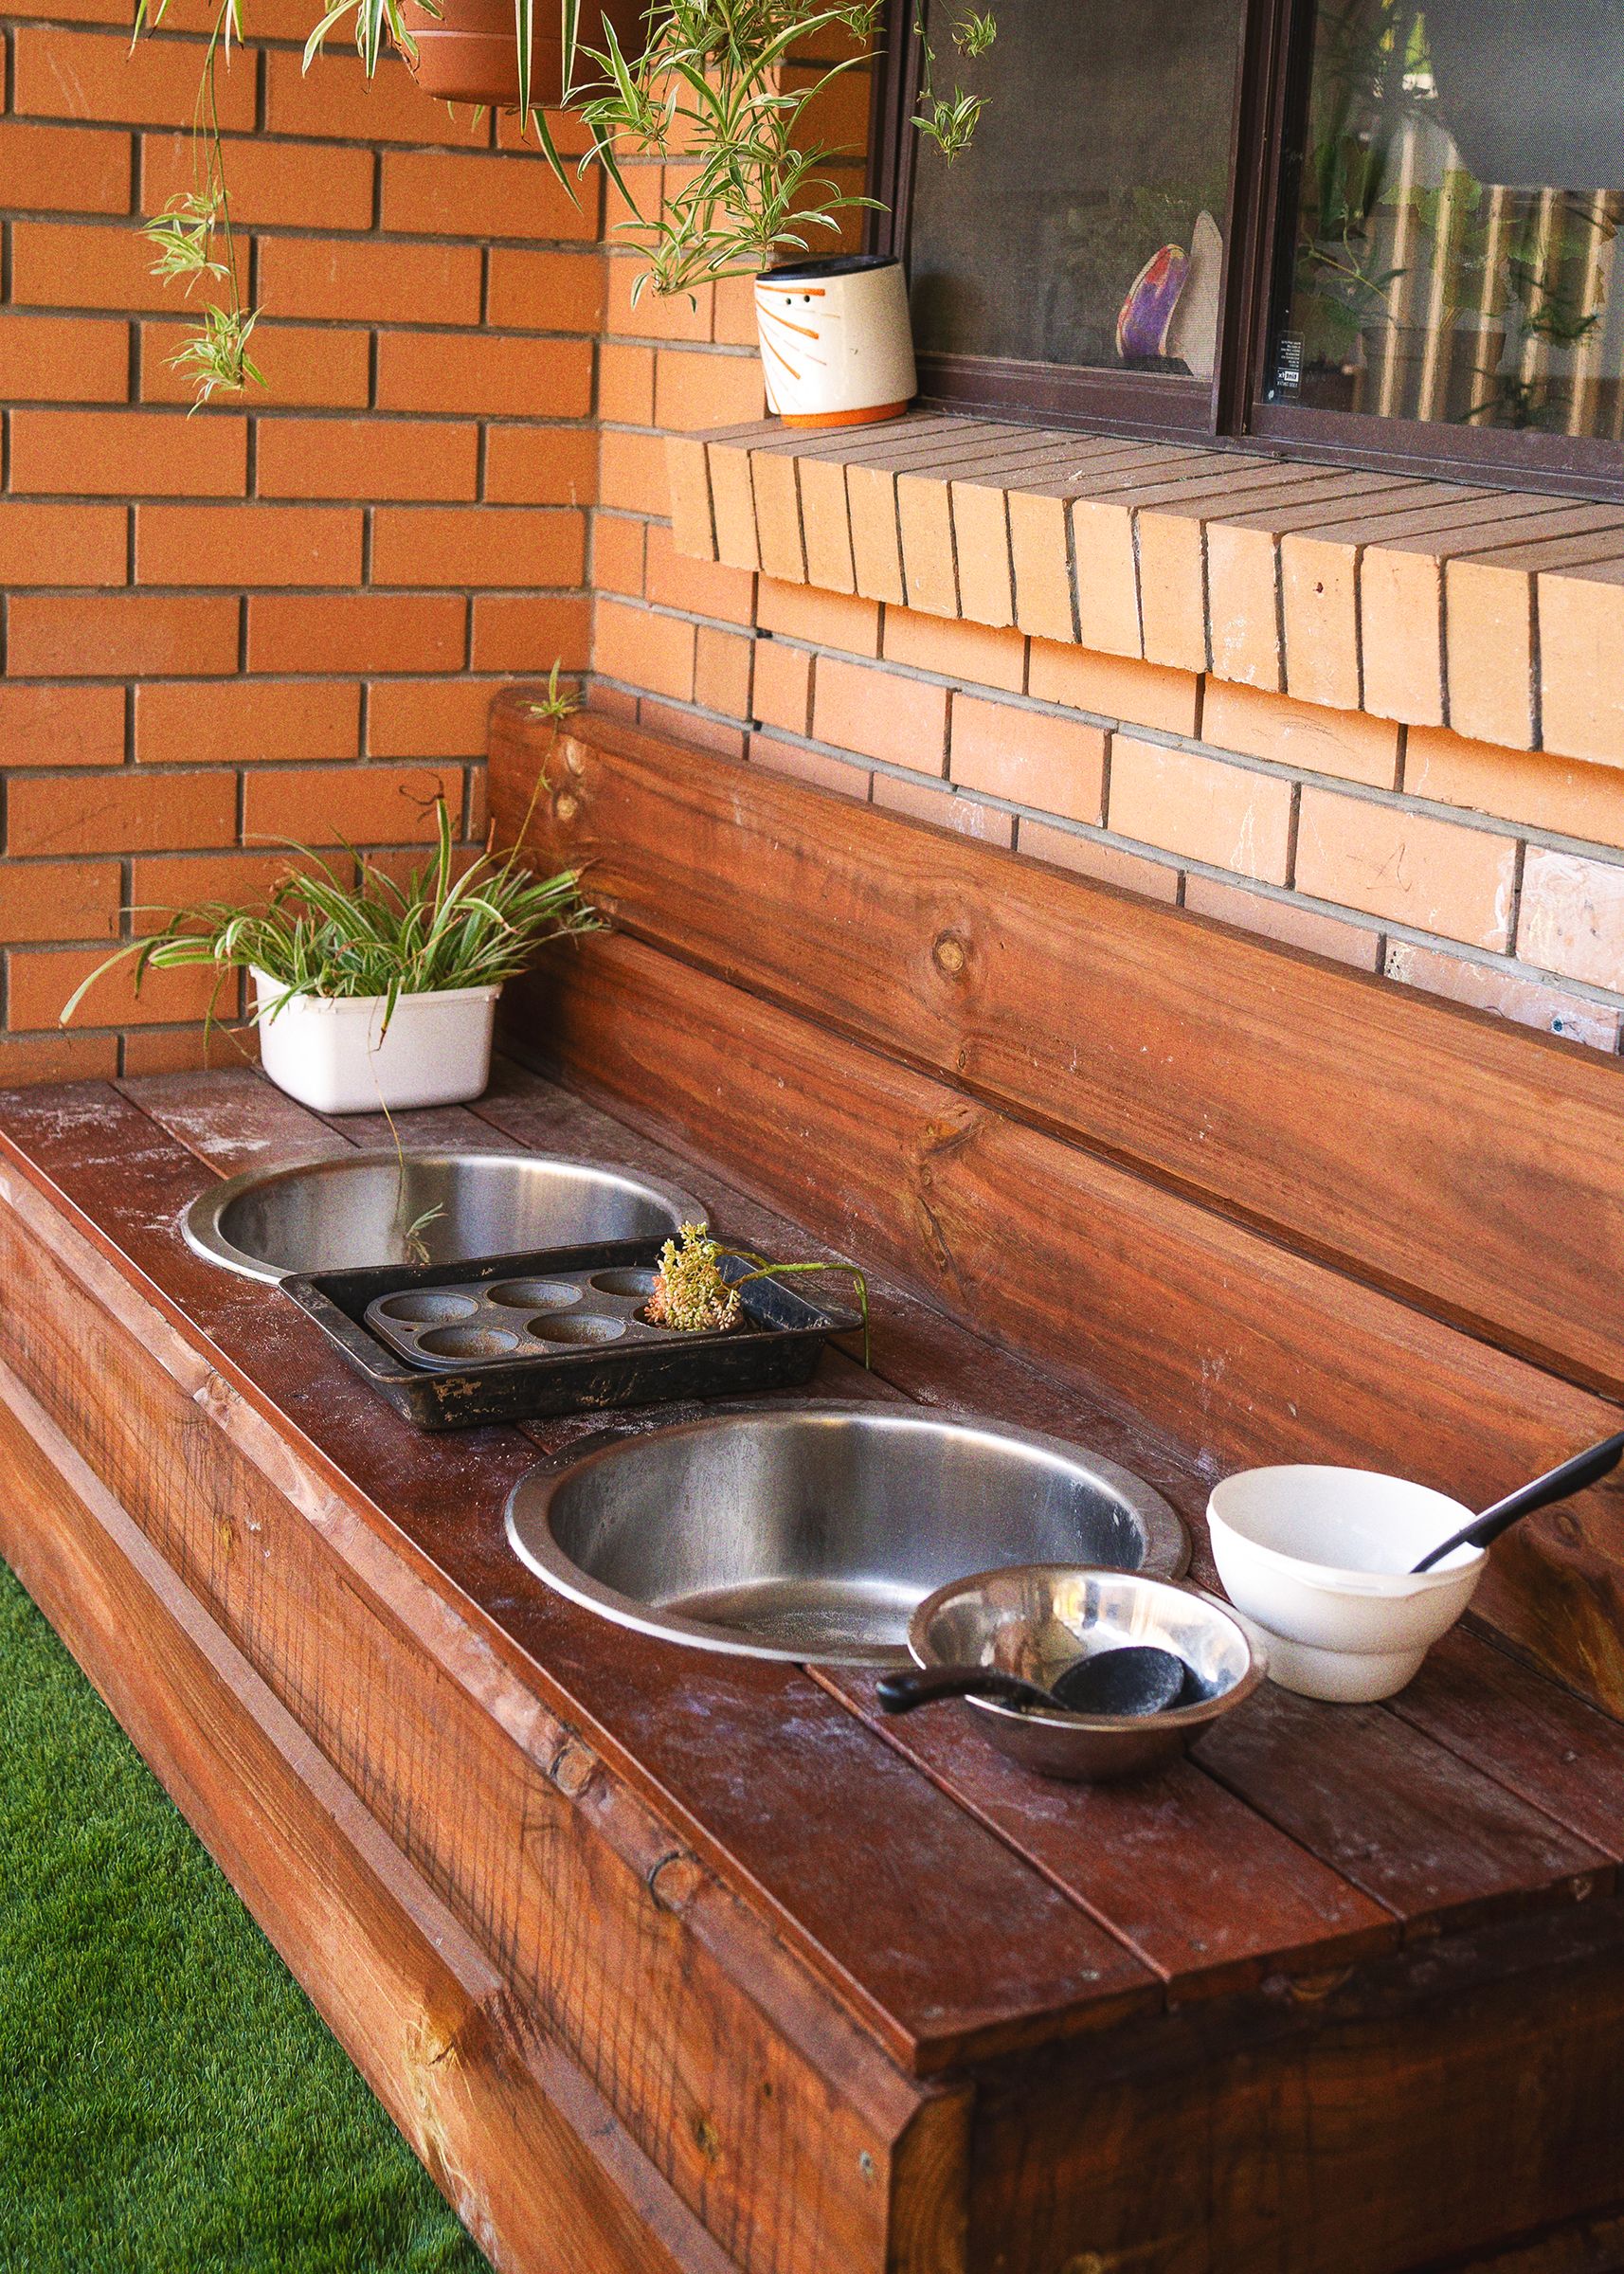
754, 254, 917, 427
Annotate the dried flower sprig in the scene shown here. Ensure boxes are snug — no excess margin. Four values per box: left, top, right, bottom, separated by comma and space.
643, 1225, 872, 1363
645, 1224, 745, 1333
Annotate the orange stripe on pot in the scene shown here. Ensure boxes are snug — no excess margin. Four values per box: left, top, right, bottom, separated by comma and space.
780, 402, 909, 428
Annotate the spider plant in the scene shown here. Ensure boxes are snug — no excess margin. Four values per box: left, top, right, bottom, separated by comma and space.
575, 0, 996, 303
134, 0, 996, 388
133, 0, 598, 404
135, 0, 263, 406
61, 787, 601, 1035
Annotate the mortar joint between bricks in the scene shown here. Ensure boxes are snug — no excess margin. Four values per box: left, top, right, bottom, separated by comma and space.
1527, 575, 1545, 753
1283, 779, 1302, 891
1507, 837, 1529, 960
1128, 507, 1147, 659
1060, 498, 1081, 646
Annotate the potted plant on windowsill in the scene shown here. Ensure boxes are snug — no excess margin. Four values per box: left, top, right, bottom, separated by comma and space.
61, 762, 599, 1115
571, 1, 999, 427
135, 0, 995, 415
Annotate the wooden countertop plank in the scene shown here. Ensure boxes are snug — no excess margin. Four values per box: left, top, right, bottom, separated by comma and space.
1391, 1626, 1624, 1862
1193, 1683, 1610, 1935
819, 1666, 1396, 1998
118, 1066, 358, 1172
113, 1067, 1622, 1963
0, 1078, 1157, 2074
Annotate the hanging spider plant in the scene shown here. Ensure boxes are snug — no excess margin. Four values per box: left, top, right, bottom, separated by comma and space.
574, 1, 997, 303
133, 0, 602, 406
135, 0, 263, 407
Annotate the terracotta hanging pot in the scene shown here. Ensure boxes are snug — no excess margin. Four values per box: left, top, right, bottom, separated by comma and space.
399, 0, 641, 111
753, 255, 917, 428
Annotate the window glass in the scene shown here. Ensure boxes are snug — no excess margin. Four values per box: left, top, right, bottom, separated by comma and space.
905, 0, 1243, 381
1268, 0, 1624, 440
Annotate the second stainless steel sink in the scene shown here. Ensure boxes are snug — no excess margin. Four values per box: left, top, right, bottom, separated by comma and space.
184, 1151, 707, 1282
506, 1402, 1190, 1665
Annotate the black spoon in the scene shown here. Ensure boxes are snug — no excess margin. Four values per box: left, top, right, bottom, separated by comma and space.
876, 1644, 1188, 1721
1411, 1430, 1624, 1574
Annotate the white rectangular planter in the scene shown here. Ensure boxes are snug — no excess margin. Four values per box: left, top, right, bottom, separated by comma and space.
251, 968, 500, 1115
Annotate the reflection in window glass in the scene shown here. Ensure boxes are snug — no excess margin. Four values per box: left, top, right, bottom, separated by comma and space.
906, 0, 1242, 380
1269, 0, 1624, 438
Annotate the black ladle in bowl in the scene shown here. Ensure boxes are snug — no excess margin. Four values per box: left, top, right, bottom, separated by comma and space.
877, 1643, 1188, 1721
1412, 1430, 1624, 1574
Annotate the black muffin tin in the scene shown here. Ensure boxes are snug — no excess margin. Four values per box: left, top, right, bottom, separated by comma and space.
282, 1237, 862, 1431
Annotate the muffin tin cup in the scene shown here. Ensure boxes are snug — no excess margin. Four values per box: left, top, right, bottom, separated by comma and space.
282, 1237, 866, 1432
367, 1265, 678, 1371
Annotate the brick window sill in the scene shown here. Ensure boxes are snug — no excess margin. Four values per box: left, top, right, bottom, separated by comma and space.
665, 414, 1624, 767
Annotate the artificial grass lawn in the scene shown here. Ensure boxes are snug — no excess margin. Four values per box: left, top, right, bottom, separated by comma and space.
0, 1557, 491, 2274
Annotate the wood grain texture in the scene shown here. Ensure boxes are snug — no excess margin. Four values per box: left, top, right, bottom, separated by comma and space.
10, 1060, 1624, 2274
967, 1904, 1624, 2274
489, 708, 1624, 1401
504, 929, 1624, 1711
821, 1666, 1395, 1999
0, 1085, 1157, 2081
0, 1356, 731, 2274
1393, 1626, 1624, 1860
1193, 1682, 1608, 1935
0, 1174, 933, 2274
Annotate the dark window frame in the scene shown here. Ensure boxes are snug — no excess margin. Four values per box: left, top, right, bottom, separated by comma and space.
866, 0, 1624, 499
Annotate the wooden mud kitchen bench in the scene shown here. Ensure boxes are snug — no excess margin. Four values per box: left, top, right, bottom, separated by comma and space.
4, 699, 1624, 2274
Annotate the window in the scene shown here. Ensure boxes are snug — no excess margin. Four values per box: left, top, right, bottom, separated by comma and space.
872, 0, 1624, 493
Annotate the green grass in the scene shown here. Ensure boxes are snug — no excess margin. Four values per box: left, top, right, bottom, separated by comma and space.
0, 1557, 490, 2274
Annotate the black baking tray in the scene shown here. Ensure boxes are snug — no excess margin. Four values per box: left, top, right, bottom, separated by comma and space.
281, 1237, 863, 1430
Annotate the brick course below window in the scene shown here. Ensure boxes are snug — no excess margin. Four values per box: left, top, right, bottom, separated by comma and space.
585, 189, 1624, 1056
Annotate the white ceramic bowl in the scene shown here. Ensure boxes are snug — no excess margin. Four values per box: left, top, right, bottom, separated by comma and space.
1206, 1465, 1488, 1703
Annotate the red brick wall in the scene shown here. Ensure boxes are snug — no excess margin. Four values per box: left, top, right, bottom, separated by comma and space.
9, 9, 1624, 1082
593, 259, 1624, 1059
1, 1, 598, 1082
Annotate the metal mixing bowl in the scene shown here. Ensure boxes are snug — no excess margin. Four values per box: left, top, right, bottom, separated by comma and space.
506, 1403, 1189, 1665
908, 1565, 1266, 1780
184, 1150, 705, 1282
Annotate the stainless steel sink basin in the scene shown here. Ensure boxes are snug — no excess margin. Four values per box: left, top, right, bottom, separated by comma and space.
184, 1151, 707, 1283
505, 1402, 1190, 1665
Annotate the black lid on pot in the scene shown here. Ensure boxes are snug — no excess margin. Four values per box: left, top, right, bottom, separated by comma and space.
762, 253, 899, 280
